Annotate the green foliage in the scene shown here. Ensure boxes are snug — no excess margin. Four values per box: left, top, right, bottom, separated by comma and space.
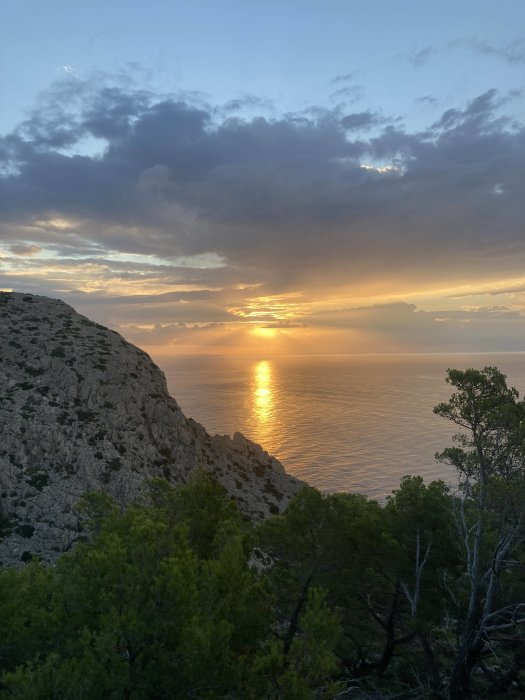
0, 474, 271, 699
286, 588, 342, 690
434, 366, 525, 484
386, 475, 457, 583
1, 368, 524, 697
434, 366, 525, 699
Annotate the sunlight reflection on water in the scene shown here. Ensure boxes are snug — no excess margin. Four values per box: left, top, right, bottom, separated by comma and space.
161, 354, 525, 499
253, 360, 273, 425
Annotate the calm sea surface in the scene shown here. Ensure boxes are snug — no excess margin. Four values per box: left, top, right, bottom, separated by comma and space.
158, 354, 525, 499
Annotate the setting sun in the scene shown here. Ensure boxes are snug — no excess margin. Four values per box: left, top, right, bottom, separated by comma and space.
251, 327, 278, 339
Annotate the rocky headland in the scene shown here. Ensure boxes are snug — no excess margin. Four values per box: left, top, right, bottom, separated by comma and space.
0, 292, 302, 566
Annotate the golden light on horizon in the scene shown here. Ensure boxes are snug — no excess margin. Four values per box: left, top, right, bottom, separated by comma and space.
251, 326, 278, 339
253, 360, 273, 424
229, 291, 305, 324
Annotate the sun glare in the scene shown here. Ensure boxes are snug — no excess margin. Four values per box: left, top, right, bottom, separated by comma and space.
252, 327, 277, 339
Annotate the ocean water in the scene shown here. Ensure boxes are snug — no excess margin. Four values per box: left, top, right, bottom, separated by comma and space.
158, 353, 525, 499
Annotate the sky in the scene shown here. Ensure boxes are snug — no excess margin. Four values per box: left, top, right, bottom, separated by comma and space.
1, 0, 525, 356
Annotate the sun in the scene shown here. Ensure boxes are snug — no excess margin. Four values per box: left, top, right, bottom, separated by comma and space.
251, 327, 277, 339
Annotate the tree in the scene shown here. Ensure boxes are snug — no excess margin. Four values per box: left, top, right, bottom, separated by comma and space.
434, 367, 525, 699
256, 486, 429, 691
385, 475, 455, 692
0, 474, 271, 699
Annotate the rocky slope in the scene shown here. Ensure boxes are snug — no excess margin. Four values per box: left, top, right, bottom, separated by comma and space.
0, 292, 302, 565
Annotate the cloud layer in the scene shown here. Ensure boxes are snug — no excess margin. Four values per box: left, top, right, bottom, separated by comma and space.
1, 76, 525, 353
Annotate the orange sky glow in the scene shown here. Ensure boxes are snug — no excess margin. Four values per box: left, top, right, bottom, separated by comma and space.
2, 63, 525, 356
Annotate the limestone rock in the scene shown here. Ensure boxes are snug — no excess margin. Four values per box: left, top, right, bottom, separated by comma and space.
0, 292, 302, 565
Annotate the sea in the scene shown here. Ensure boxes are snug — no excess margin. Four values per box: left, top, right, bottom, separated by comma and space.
159, 353, 525, 500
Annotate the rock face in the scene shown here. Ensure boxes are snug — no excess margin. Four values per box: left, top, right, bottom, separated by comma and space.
0, 292, 302, 566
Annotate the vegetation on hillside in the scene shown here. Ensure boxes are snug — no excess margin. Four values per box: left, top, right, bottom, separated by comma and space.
0, 367, 524, 698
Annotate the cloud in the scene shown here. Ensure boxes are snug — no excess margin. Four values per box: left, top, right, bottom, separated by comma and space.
431, 89, 508, 130
8, 243, 42, 256
331, 72, 356, 84
416, 95, 438, 105
1, 81, 523, 273
449, 281, 525, 298
221, 94, 274, 113
406, 47, 437, 67
341, 111, 382, 131
1, 74, 525, 351
306, 302, 525, 352
329, 85, 363, 103
450, 36, 525, 64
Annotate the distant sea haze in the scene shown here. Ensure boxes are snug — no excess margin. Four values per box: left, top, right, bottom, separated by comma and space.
161, 353, 525, 499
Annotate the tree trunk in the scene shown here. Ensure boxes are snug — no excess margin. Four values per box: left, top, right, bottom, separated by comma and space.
283, 574, 312, 656
448, 638, 484, 700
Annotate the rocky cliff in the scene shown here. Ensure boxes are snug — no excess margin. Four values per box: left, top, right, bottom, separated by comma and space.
0, 292, 302, 566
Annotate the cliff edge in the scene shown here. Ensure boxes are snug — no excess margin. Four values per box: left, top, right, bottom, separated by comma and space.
0, 292, 302, 565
